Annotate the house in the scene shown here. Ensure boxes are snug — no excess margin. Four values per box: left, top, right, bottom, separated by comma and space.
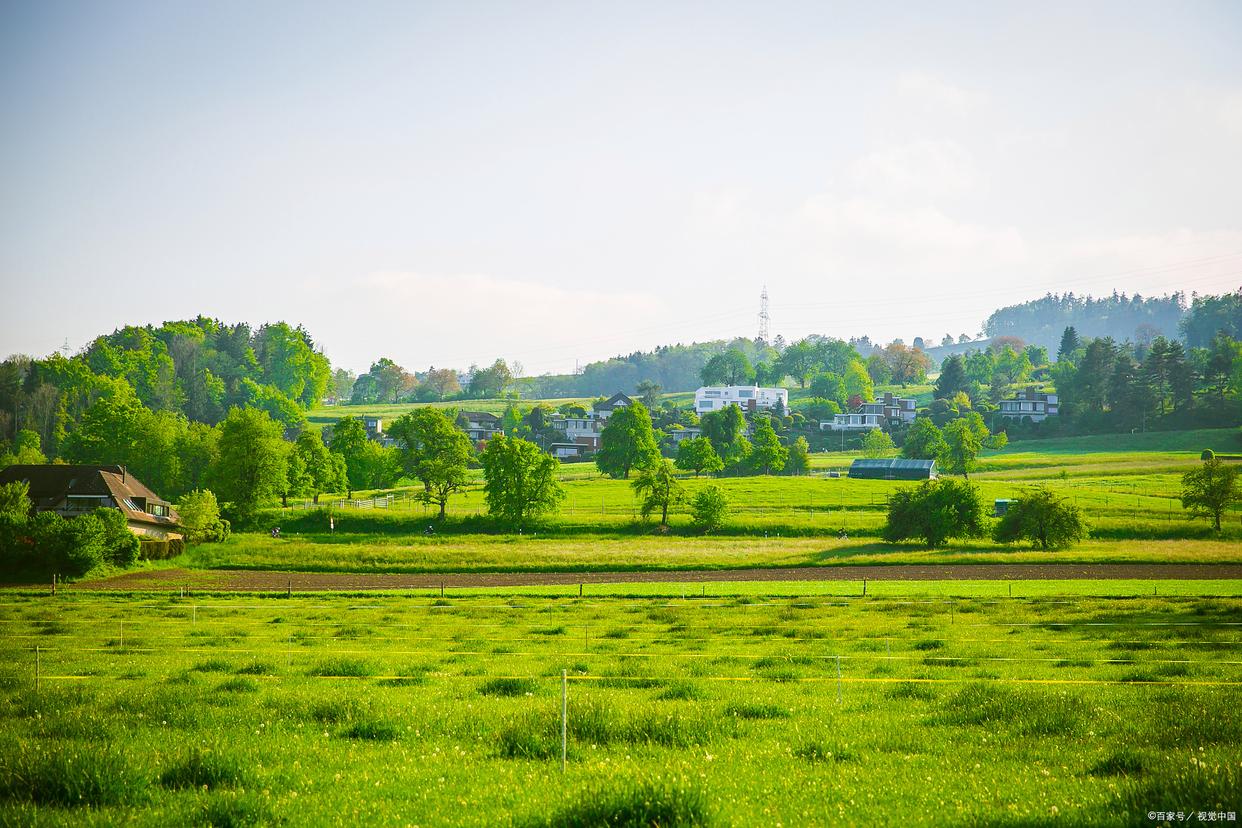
667, 426, 703, 445
593, 392, 634, 420
821, 393, 918, 432
548, 442, 590, 460
0, 464, 183, 540
998, 388, 1059, 422
457, 411, 502, 446
694, 386, 788, 414
847, 458, 937, 480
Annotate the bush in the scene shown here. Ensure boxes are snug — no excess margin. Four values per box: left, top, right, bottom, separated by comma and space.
689, 486, 729, 534
1201, 448, 1215, 460
92, 507, 140, 566
31, 511, 105, 575
993, 487, 1088, 550
178, 489, 231, 544
882, 479, 986, 548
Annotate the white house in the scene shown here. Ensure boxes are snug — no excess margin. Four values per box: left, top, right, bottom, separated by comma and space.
694, 386, 788, 414
821, 392, 918, 432
998, 388, 1059, 422
821, 411, 885, 432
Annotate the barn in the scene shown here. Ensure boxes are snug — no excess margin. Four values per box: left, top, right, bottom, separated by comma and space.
847, 458, 937, 480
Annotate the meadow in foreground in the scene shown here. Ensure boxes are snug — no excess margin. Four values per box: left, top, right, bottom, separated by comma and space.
0, 591, 1238, 826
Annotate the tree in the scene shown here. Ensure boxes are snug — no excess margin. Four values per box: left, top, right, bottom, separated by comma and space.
1057, 326, 1081, 362
843, 361, 874, 402
776, 341, 818, 388
749, 418, 788, 474
424, 367, 462, 399
675, 436, 724, 477
700, 349, 755, 386
699, 404, 746, 455
993, 488, 1087, 550
902, 418, 947, 461
934, 355, 969, 401
480, 435, 564, 528
690, 485, 729, 533
388, 408, 474, 519
210, 407, 289, 520
861, 429, 896, 458
595, 402, 660, 479
31, 511, 106, 575
635, 380, 662, 410
786, 436, 810, 475
940, 413, 1005, 479
631, 459, 686, 526
92, 506, 140, 566
293, 431, 347, 504
809, 372, 846, 406
1181, 457, 1240, 532
328, 416, 372, 492
882, 479, 986, 548
866, 353, 892, 385
884, 343, 931, 387
178, 489, 230, 544
468, 359, 512, 398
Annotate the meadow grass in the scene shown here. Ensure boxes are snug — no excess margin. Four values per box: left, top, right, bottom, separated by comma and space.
0, 591, 1238, 825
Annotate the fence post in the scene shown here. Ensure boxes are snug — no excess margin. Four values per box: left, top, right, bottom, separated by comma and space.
35, 645, 40, 694
836, 655, 842, 704
119, 620, 124, 649
561, 669, 568, 773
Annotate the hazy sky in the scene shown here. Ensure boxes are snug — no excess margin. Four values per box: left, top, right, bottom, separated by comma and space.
2, 1, 1240, 375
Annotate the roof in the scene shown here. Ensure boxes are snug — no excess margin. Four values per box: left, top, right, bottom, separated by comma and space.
0, 464, 181, 528
594, 392, 633, 411
458, 411, 501, 423
847, 458, 937, 479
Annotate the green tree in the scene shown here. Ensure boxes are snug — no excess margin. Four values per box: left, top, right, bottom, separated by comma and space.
635, 380, 662, 410
883, 343, 931, 387
480, 435, 564, 528
786, 436, 810, 475
882, 479, 986, 548
595, 402, 660, 479
776, 341, 818, 388
675, 436, 724, 477
940, 413, 1005, 479
689, 485, 729, 533
292, 431, 347, 504
809, 372, 846, 406
210, 407, 289, 520
1057, 327, 1081, 361
631, 458, 686, 526
749, 418, 787, 474
993, 488, 1087, 550
699, 404, 746, 455
861, 429, 896, 458
843, 360, 874, 402
934, 355, 970, 401
388, 408, 474, 518
328, 416, 373, 492
32, 511, 106, 576
902, 418, 947, 460
1181, 457, 1240, 532
700, 349, 755, 386
92, 507, 140, 566
178, 489, 230, 544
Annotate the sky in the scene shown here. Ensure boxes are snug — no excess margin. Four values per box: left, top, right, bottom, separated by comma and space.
2, 1, 1241, 376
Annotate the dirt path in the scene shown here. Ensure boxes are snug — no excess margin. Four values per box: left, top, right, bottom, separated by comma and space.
61, 563, 1242, 592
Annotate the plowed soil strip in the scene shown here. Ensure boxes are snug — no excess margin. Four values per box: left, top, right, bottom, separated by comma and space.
57, 563, 1242, 592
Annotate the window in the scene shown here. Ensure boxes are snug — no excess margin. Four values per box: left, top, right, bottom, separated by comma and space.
738, 389, 754, 398
121, 498, 139, 510
699, 400, 714, 410
704, 391, 721, 398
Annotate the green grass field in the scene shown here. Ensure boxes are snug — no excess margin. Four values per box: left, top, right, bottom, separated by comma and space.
175, 428, 1241, 577
1, 591, 1237, 825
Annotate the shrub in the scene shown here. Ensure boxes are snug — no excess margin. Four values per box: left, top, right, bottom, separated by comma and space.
882, 479, 986, 548
178, 489, 231, 544
993, 487, 1088, 550
531, 778, 710, 828
690, 486, 729, 534
31, 511, 105, 575
92, 507, 140, 566
479, 677, 538, 697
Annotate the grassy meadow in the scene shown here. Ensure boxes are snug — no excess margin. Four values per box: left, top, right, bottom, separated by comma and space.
173, 428, 1242, 576
1, 591, 1238, 826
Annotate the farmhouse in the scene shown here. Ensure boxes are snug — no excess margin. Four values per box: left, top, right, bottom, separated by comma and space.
0, 464, 183, 540
822, 393, 918, 431
694, 385, 788, 414
998, 388, 1059, 422
847, 458, 937, 480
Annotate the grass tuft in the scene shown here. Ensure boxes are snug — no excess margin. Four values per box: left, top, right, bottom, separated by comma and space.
160, 748, 248, 790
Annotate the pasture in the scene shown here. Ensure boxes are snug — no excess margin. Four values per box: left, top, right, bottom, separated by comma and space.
0, 589, 1238, 825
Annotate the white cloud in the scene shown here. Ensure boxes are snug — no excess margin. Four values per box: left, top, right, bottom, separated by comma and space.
897, 71, 987, 114
849, 139, 980, 197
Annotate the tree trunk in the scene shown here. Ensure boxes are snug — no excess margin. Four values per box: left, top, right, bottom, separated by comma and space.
439, 499, 447, 520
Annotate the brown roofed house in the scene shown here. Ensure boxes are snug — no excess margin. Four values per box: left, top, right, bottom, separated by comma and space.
0, 465, 183, 540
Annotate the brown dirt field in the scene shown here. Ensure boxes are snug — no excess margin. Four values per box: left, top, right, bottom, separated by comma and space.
56, 563, 1242, 592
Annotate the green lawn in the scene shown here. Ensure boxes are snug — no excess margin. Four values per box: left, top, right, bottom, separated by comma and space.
1, 592, 1237, 825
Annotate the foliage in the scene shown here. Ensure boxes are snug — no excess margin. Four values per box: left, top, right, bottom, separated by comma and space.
882, 342, 932, 386
903, 418, 947, 461
210, 407, 289, 521
388, 408, 474, 518
940, 413, 1006, 479
786, 436, 810, 475
1179, 290, 1242, 348
1181, 457, 1240, 532
92, 507, 141, 567
291, 432, 347, 504
178, 489, 231, 544
882, 479, 986, 547
985, 291, 1187, 353
689, 485, 729, 533
480, 435, 564, 527
675, 436, 723, 477
631, 459, 686, 526
595, 402, 661, 479
993, 488, 1088, 550
861, 429, 896, 459
748, 418, 787, 474
700, 349, 754, 386
350, 358, 417, 404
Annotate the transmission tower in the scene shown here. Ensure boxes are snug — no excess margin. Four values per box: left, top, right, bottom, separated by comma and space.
758, 285, 770, 343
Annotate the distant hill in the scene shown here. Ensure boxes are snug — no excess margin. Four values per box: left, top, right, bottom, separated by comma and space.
983, 292, 1187, 352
